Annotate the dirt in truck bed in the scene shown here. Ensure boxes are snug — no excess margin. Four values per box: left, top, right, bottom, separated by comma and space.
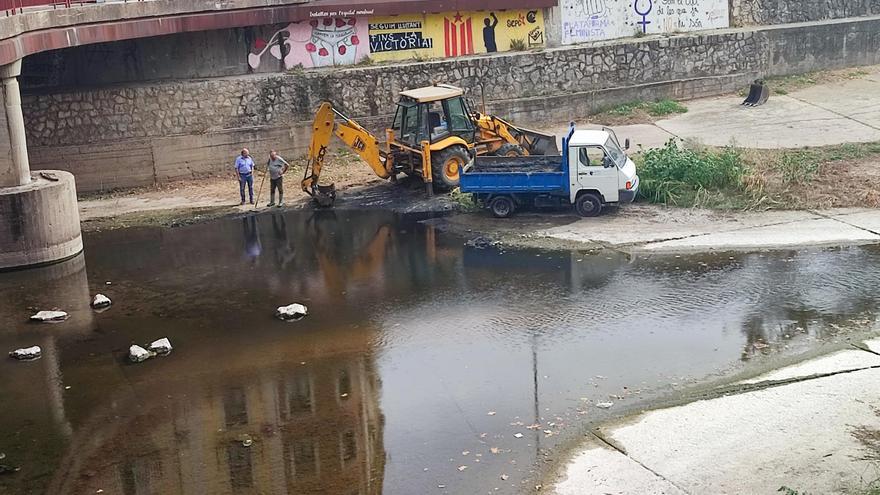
469, 155, 564, 173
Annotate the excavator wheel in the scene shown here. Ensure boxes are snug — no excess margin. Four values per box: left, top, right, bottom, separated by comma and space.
494, 143, 525, 157
431, 146, 469, 190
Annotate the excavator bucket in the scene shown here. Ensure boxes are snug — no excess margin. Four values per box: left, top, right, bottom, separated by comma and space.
517, 128, 560, 155
311, 184, 337, 208
742, 80, 770, 107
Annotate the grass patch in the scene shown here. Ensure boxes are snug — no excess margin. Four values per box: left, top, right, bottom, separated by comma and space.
776, 151, 819, 185
645, 99, 688, 116
636, 140, 880, 210
448, 187, 482, 212
767, 73, 818, 94
608, 101, 644, 116
773, 142, 880, 185
765, 67, 873, 96
607, 99, 688, 118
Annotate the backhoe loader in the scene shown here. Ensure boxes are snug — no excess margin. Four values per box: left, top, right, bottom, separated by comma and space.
301, 84, 556, 207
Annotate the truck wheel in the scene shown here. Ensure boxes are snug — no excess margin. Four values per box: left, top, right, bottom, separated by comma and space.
575, 193, 603, 217
490, 196, 515, 218
494, 143, 525, 157
432, 146, 469, 190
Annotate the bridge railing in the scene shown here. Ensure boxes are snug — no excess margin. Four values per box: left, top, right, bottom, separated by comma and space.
2, 0, 144, 15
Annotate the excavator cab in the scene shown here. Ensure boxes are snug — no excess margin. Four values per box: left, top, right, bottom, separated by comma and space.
392, 89, 477, 147
388, 85, 477, 189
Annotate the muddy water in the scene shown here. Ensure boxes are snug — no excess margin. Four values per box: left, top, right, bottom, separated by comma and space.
2, 210, 880, 495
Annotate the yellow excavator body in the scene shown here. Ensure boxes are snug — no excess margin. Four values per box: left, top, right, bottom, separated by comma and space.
301, 84, 557, 207
428, 136, 470, 152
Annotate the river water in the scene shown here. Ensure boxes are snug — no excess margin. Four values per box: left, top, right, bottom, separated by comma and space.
2, 209, 879, 495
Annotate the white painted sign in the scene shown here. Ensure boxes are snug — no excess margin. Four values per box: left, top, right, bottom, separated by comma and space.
561, 0, 729, 45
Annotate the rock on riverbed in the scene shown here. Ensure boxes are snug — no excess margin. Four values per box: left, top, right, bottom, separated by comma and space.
91, 294, 112, 309
276, 303, 308, 321
129, 345, 153, 363
30, 310, 68, 322
129, 338, 173, 363
9, 346, 42, 361
148, 338, 172, 356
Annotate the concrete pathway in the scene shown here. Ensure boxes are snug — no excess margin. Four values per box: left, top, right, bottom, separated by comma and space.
545, 122, 675, 151
543, 206, 880, 253
553, 340, 880, 495
603, 68, 880, 150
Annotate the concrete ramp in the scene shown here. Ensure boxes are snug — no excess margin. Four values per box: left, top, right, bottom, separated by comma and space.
553, 342, 880, 495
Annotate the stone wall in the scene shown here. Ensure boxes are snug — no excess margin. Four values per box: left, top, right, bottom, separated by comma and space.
730, 0, 880, 26
22, 15, 880, 192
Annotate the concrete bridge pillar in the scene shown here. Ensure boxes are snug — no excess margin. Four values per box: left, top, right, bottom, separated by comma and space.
0, 59, 82, 270
0, 60, 30, 187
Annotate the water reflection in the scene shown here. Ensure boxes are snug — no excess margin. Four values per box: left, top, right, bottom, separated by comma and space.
46, 339, 385, 495
3, 211, 880, 494
242, 216, 262, 262
0, 212, 411, 495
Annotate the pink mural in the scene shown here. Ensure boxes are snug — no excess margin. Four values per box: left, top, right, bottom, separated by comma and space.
248, 17, 368, 69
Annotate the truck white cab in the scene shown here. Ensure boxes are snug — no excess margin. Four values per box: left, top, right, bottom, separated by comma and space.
460, 125, 640, 218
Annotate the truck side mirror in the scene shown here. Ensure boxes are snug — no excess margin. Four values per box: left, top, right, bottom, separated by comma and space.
624, 138, 631, 150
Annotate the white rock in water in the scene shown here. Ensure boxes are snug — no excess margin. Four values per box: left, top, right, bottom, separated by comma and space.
129, 345, 154, 363
91, 294, 112, 309
30, 310, 68, 322
276, 303, 308, 321
148, 338, 172, 355
9, 346, 41, 360
596, 402, 614, 409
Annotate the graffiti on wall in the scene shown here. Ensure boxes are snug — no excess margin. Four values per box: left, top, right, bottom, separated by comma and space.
562, 0, 614, 42
561, 0, 729, 45
248, 17, 369, 69
248, 10, 545, 67
368, 10, 545, 61
650, 0, 729, 32
368, 21, 434, 53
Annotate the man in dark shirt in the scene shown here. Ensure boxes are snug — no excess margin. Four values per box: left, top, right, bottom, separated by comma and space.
483, 13, 499, 53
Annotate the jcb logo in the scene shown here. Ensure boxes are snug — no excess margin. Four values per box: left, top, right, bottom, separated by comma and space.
353, 136, 366, 152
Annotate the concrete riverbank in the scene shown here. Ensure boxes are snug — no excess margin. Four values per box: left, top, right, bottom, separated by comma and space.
551, 340, 880, 495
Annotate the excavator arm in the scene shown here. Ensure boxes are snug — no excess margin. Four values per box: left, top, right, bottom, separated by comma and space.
302, 102, 391, 207
475, 113, 560, 156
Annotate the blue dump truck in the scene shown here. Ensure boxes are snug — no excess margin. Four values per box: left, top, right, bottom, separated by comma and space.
460, 126, 639, 218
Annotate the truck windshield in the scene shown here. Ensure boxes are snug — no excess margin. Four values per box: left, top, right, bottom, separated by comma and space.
605, 137, 626, 167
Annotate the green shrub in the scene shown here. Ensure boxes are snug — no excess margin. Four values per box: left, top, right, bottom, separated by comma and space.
605, 99, 687, 117
645, 99, 688, 116
509, 38, 527, 51
608, 101, 644, 116
638, 140, 745, 205
449, 187, 481, 212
